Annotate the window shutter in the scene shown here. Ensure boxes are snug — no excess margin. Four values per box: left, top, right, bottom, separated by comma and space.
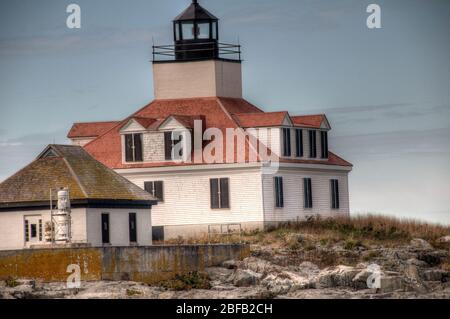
321, 131, 328, 159
304, 178, 312, 208
283, 128, 291, 157
154, 181, 164, 202
335, 180, 339, 209
144, 182, 154, 196
177, 134, 184, 158
331, 179, 339, 209
164, 132, 173, 160
279, 177, 284, 207
309, 131, 317, 158
134, 134, 143, 162
210, 179, 220, 209
275, 177, 284, 208
296, 129, 303, 157
220, 178, 230, 209
303, 178, 308, 208
125, 134, 134, 162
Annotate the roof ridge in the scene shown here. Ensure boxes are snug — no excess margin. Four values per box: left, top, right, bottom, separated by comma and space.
60, 154, 89, 198
73, 120, 120, 124
217, 97, 265, 113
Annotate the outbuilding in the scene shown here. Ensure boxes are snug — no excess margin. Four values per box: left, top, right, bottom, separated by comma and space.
0, 144, 157, 251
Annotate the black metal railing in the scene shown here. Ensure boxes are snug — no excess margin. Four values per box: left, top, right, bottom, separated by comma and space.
152, 42, 242, 62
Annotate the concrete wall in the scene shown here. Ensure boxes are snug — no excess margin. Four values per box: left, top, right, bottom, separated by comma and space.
0, 245, 250, 284
153, 60, 242, 99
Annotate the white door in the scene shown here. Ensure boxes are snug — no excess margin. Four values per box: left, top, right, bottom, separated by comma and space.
24, 216, 43, 246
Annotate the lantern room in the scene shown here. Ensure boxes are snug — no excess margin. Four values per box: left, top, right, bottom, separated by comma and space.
173, 0, 219, 60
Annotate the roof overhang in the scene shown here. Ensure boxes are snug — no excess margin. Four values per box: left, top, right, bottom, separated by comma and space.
0, 198, 157, 212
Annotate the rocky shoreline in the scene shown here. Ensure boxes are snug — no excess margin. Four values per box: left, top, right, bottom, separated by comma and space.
1, 236, 449, 299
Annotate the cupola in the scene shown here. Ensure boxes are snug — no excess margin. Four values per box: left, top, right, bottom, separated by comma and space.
173, 0, 219, 60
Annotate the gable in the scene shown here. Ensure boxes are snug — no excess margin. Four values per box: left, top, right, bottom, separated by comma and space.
120, 119, 147, 133
158, 117, 189, 131
281, 114, 293, 127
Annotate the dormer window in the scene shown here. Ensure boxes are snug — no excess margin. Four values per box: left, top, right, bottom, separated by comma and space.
125, 134, 143, 162
164, 131, 184, 161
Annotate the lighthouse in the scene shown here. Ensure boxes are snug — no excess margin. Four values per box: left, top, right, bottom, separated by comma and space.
152, 0, 243, 99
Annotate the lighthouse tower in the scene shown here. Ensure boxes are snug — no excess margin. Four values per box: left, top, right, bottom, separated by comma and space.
152, 0, 243, 99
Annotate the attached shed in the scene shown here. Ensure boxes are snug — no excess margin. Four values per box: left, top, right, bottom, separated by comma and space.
0, 145, 157, 251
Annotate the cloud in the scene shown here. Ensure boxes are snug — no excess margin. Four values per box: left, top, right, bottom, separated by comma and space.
0, 26, 168, 56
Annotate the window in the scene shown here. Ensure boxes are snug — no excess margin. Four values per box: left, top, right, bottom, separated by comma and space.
164, 132, 184, 161
274, 177, 284, 208
197, 22, 210, 39
282, 128, 291, 157
309, 131, 317, 158
212, 21, 217, 39
174, 22, 181, 41
331, 179, 340, 209
210, 178, 230, 209
30, 224, 37, 238
125, 134, 143, 163
152, 226, 164, 242
129, 213, 137, 243
295, 129, 303, 157
38, 219, 43, 241
101, 213, 110, 244
321, 131, 329, 159
181, 22, 195, 40
144, 181, 164, 202
304, 178, 313, 209
24, 220, 29, 242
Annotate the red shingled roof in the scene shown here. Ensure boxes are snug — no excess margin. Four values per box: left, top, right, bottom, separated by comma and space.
291, 114, 327, 129
68, 121, 120, 138
233, 112, 289, 128
71, 97, 351, 169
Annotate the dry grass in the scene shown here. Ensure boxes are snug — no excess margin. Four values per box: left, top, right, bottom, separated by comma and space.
159, 215, 450, 248
263, 215, 450, 246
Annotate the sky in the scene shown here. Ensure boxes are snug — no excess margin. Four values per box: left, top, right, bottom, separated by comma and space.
0, 0, 449, 224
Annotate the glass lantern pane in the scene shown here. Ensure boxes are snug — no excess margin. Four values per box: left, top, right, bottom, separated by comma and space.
181, 22, 195, 40
197, 23, 210, 39
175, 23, 180, 40
212, 22, 217, 39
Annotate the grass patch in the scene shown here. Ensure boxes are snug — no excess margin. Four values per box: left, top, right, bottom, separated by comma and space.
126, 288, 142, 297
160, 272, 211, 291
5, 276, 19, 288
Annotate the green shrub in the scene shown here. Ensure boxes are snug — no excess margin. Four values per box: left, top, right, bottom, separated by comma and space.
160, 272, 211, 291
5, 276, 19, 288
126, 289, 142, 296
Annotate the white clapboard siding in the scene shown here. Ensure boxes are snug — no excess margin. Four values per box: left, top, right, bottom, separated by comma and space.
262, 169, 350, 223
0, 208, 88, 251
121, 167, 264, 227
86, 208, 152, 247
